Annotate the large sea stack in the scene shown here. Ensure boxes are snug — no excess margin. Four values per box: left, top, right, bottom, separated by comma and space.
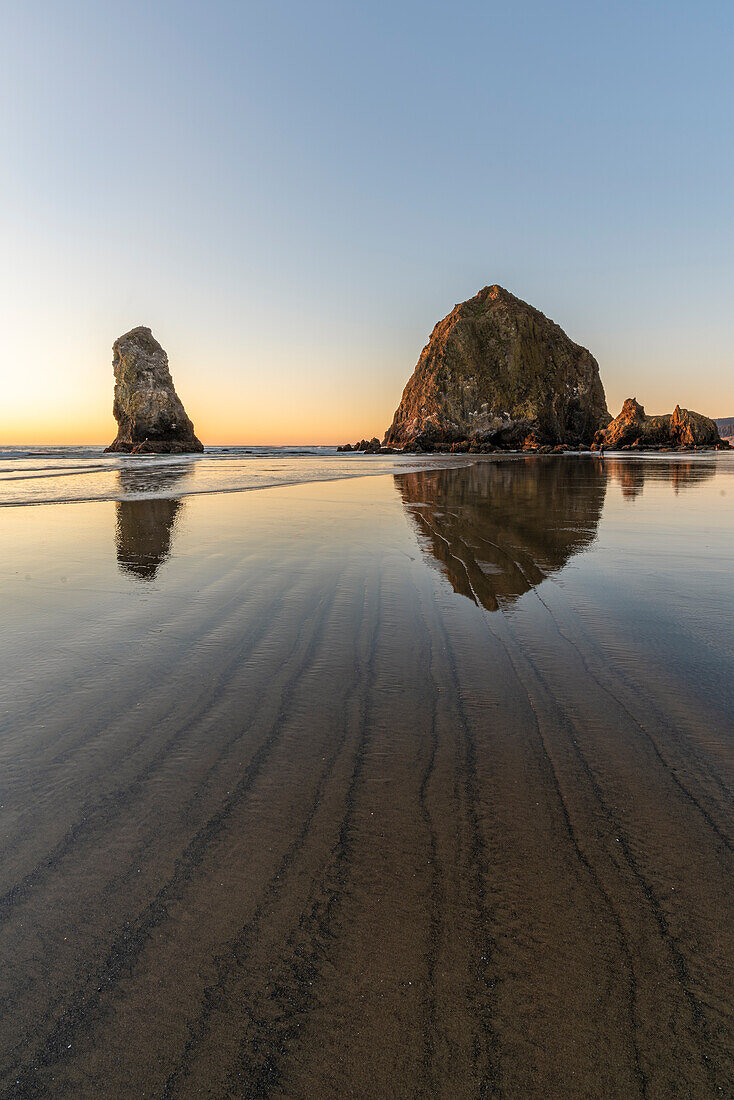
105, 327, 203, 454
593, 398, 727, 450
384, 286, 610, 450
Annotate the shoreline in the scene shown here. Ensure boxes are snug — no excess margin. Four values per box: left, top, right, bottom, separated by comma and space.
1, 447, 730, 510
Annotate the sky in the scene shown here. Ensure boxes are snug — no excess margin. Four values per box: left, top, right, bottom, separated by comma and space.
1, 0, 733, 444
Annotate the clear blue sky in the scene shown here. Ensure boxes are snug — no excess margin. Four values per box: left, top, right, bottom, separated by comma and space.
1, 0, 732, 442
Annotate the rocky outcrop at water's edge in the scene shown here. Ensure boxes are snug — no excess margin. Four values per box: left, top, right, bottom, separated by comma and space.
337, 437, 382, 453
592, 399, 729, 451
105, 327, 203, 454
382, 285, 610, 451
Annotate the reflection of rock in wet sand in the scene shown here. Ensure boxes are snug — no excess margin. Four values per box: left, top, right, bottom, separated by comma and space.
603, 456, 717, 498
116, 462, 193, 498
396, 459, 606, 610
3, 459, 733, 1097
115, 465, 190, 580
115, 498, 183, 579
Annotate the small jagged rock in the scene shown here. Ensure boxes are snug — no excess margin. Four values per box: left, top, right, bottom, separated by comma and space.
105, 327, 203, 454
349, 437, 382, 453
593, 399, 724, 451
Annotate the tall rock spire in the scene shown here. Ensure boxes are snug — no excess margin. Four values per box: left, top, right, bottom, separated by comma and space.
105, 327, 203, 454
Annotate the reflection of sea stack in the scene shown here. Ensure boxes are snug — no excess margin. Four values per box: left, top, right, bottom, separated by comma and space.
604, 456, 717, 498
115, 498, 183, 580
384, 286, 610, 450
105, 327, 204, 454
396, 460, 606, 611
115, 465, 189, 579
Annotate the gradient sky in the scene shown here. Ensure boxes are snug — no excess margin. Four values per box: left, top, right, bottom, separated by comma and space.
1, 0, 733, 444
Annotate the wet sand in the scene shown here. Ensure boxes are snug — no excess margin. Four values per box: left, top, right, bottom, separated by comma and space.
0, 456, 732, 1098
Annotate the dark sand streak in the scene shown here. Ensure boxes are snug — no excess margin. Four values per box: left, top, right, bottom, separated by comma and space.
424, 615, 501, 1094
0, 569, 299, 929
216, 571, 384, 1098
540, 580, 734, 843
412, 509, 647, 1094
412, 582, 442, 1093
0, 560, 279, 879
4, 577, 341, 1096
491, 609, 723, 1093
159, 575, 375, 1097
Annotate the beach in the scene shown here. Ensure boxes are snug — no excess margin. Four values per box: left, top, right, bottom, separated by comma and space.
1, 452, 733, 1097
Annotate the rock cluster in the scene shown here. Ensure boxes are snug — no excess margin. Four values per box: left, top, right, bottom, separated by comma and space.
592, 399, 728, 451
105, 327, 203, 454
337, 437, 383, 453
383, 285, 610, 451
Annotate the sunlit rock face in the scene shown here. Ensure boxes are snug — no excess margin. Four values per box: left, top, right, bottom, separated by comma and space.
105, 327, 203, 454
395, 459, 607, 611
593, 398, 725, 450
384, 286, 610, 450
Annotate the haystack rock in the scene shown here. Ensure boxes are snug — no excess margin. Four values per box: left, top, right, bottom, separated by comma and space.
105, 327, 203, 454
384, 286, 610, 450
593, 398, 726, 450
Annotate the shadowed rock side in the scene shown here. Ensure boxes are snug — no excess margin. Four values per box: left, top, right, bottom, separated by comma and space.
396, 459, 606, 611
593, 398, 727, 451
384, 286, 610, 450
105, 327, 204, 454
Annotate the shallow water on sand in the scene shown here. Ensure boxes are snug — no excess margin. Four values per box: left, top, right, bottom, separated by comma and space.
0, 455, 732, 1098
0, 444, 470, 506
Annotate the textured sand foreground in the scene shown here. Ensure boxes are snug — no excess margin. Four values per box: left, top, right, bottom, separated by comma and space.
0, 457, 732, 1098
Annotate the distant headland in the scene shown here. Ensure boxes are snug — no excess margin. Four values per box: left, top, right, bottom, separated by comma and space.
716, 417, 734, 445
